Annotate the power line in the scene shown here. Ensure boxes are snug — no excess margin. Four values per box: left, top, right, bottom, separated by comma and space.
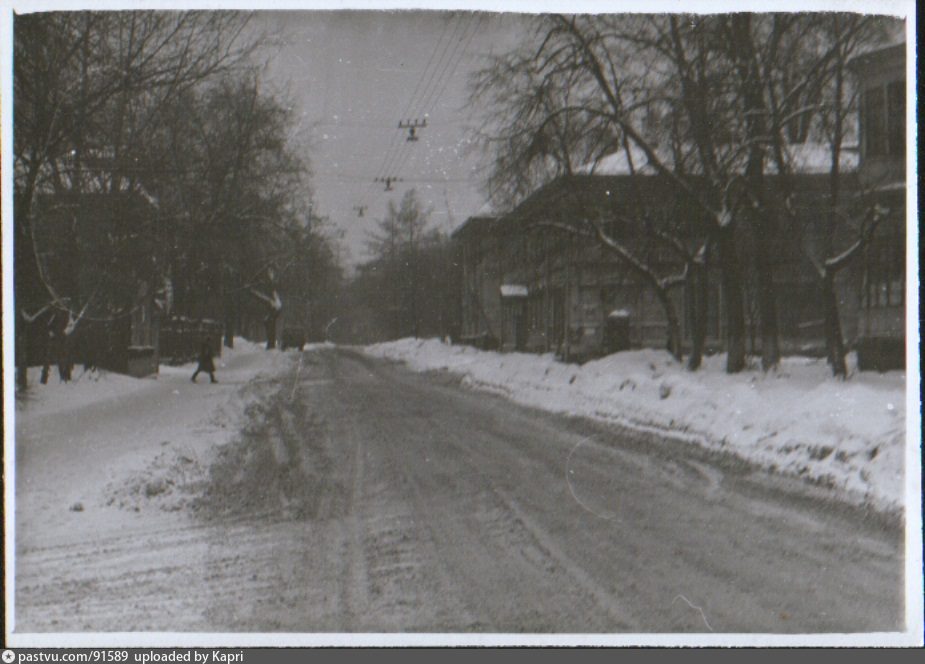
398, 15, 453, 125
417, 13, 479, 119
380, 14, 466, 180
389, 17, 471, 187
389, 13, 482, 186
407, 14, 467, 123
313, 172, 475, 184
372, 15, 455, 187
311, 120, 406, 129
422, 14, 483, 118
381, 17, 467, 180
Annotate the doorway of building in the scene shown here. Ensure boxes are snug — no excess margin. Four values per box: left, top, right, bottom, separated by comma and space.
513, 302, 527, 351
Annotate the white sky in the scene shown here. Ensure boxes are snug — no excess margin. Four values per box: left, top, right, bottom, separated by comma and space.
254, 10, 527, 266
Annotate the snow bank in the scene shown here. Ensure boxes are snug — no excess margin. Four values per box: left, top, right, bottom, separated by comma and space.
14, 338, 296, 547
364, 338, 906, 513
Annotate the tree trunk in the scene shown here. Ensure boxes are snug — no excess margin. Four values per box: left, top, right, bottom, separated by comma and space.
41, 329, 52, 384
717, 226, 746, 373
15, 167, 41, 391
223, 287, 235, 349
731, 14, 780, 371
17, 316, 29, 391
265, 310, 279, 350
687, 258, 708, 371
822, 271, 848, 377
655, 288, 684, 363
754, 219, 781, 370
57, 332, 73, 382
824, 31, 847, 378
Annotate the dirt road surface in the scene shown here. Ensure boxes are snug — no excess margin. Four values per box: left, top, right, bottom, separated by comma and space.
15, 347, 904, 633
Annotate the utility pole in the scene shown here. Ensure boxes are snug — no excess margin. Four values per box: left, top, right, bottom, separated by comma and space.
374, 176, 403, 192
409, 210, 418, 338
388, 213, 399, 339
398, 118, 427, 142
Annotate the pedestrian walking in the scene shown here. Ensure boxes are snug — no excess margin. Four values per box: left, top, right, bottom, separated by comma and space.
191, 336, 217, 383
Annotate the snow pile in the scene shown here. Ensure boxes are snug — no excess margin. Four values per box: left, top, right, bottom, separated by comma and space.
105, 441, 208, 514
364, 338, 906, 513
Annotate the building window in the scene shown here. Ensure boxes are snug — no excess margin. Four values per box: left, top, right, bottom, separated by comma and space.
862, 86, 886, 156
529, 294, 545, 333
863, 223, 904, 309
861, 80, 904, 159
887, 80, 905, 156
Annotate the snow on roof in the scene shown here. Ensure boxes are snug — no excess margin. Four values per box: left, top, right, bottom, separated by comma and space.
451, 199, 499, 236
849, 37, 905, 65
500, 284, 528, 298
770, 142, 859, 175
476, 200, 497, 216
577, 144, 661, 176
577, 142, 858, 177
451, 215, 497, 239
872, 181, 906, 192
608, 309, 631, 318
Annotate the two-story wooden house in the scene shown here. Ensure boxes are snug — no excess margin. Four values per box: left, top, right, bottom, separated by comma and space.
850, 41, 907, 370
455, 143, 866, 362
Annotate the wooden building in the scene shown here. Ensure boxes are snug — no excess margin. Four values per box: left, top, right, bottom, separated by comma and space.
456, 40, 907, 369
456, 162, 863, 362
851, 41, 907, 370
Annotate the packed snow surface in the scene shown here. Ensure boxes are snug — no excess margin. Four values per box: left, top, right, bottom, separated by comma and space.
16, 337, 287, 420
365, 338, 906, 513
14, 338, 295, 548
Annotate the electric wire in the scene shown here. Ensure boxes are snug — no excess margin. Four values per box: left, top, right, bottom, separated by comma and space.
379, 14, 466, 180
373, 14, 456, 186
388, 13, 482, 189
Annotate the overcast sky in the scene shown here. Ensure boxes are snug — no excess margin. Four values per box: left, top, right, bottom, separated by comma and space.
254, 11, 528, 267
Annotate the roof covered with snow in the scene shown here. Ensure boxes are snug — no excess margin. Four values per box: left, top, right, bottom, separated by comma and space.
451, 215, 498, 239
773, 142, 859, 174
848, 38, 906, 70
577, 142, 858, 177
500, 284, 528, 298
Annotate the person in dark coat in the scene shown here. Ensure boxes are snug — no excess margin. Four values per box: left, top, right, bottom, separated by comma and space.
191, 336, 217, 383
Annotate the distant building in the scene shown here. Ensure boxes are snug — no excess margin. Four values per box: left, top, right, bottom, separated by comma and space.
453, 216, 504, 349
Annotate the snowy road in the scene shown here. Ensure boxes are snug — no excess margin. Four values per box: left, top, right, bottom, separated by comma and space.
15, 347, 903, 634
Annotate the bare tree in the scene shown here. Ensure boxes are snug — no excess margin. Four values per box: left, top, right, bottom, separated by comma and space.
145, 72, 309, 349
472, 13, 897, 374
472, 16, 717, 367
762, 14, 895, 377
14, 11, 258, 388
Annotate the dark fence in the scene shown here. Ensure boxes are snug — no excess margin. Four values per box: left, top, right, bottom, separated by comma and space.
856, 336, 905, 372
160, 317, 223, 365
22, 315, 155, 378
